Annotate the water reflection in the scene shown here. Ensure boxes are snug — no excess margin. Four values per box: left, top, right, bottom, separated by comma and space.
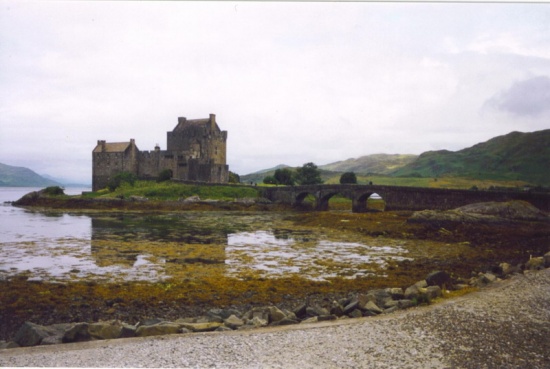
226, 231, 411, 280
1, 195, 413, 282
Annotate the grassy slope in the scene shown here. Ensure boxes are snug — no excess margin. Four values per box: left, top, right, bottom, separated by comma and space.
391, 130, 550, 185
319, 154, 417, 174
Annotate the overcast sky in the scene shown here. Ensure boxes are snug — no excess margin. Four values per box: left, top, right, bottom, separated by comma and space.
1, 1, 549, 184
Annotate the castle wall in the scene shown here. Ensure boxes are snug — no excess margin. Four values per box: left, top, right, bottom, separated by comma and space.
93, 115, 229, 190
92, 141, 139, 191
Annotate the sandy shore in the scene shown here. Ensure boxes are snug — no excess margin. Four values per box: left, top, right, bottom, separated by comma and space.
1, 268, 549, 369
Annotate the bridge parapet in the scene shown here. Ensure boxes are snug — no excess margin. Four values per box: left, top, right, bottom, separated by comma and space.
261, 184, 550, 213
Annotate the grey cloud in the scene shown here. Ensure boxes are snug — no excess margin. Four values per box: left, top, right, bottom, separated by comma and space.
484, 76, 550, 117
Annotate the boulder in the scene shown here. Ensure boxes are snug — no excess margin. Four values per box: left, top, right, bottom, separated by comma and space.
215, 326, 233, 332
88, 320, 124, 340
243, 307, 270, 322
63, 323, 90, 343
177, 321, 222, 333
246, 316, 268, 328
135, 322, 183, 337
404, 285, 425, 300
14, 322, 58, 347
525, 257, 544, 270
348, 309, 363, 318
426, 286, 442, 299
478, 273, 497, 285
0, 341, 19, 349
306, 305, 330, 317
208, 308, 242, 320
398, 300, 415, 309
363, 301, 383, 315
268, 306, 287, 323
385, 288, 404, 300
330, 301, 344, 317
224, 315, 244, 330
414, 280, 428, 288
292, 303, 307, 318
301, 317, 318, 324
317, 315, 337, 322
343, 300, 359, 315
120, 323, 137, 338
182, 195, 201, 203
361, 290, 392, 308
383, 306, 399, 314
271, 317, 299, 326
425, 271, 451, 288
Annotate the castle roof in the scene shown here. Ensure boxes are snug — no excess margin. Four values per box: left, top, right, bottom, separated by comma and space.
173, 118, 211, 131
93, 141, 133, 153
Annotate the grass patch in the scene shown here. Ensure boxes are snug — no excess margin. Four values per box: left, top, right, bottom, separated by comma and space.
85, 181, 261, 201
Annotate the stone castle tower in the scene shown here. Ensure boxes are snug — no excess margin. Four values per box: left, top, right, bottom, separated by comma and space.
92, 114, 228, 191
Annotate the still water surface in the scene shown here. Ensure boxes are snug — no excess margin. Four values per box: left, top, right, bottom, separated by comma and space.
0, 187, 412, 282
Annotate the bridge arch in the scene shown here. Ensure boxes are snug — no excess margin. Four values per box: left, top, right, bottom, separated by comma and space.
317, 191, 352, 211
294, 191, 317, 209
352, 192, 386, 212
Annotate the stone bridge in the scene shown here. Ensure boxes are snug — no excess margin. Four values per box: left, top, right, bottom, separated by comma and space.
261, 184, 550, 213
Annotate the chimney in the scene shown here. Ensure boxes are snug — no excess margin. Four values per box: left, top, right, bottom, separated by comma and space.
98, 140, 106, 152
209, 114, 216, 130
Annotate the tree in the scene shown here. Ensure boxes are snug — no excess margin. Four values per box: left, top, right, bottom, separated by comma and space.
340, 172, 357, 184
274, 168, 295, 185
296, 162, 323, 185
263, 175, 278, 185
228, 171, 241, 183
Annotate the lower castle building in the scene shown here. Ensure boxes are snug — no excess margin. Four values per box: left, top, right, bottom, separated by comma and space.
92, 114, 229, 191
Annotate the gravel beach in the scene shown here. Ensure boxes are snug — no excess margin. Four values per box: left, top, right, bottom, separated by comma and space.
1, 268, 549, 368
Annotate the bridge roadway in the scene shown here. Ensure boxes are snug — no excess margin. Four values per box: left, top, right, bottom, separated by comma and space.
261, 184, 550, 213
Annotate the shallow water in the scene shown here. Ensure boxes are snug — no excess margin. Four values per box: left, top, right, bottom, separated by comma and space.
1, 187, 417, 282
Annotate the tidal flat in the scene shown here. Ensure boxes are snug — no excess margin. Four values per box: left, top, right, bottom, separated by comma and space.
1, 204, 548, 341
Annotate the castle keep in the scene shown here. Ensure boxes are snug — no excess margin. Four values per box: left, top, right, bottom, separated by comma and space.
92, 114, 228, 191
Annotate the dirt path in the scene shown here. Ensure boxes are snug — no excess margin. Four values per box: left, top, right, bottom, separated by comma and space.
1, 268, 549, 368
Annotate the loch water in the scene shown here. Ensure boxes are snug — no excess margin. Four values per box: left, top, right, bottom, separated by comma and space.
0, 187, 414, 282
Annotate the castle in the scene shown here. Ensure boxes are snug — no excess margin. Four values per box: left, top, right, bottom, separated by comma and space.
92, 114, 229, 191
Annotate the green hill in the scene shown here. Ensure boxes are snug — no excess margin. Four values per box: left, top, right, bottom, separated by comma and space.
390, 129, 550, 185
319, 154, 417, 175
0, 162, 61, 187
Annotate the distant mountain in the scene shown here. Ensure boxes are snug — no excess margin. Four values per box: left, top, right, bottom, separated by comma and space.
390, 129, 550, 185
0, 162, 62, 187
41, 173, 90, 187
319, 154, 417, 175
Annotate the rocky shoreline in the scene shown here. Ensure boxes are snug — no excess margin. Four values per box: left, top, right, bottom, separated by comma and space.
3, 252, 549, 350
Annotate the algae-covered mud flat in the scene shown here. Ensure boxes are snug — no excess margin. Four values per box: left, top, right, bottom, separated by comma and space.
1, 187, 548, 342
1, 207, 428, 282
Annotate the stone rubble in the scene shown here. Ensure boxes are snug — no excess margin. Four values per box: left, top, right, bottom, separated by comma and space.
1, 250, 548, 350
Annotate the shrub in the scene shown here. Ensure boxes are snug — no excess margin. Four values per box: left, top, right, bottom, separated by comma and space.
108, 172, 137, 191
157, 169, 173, 183
228, 171, 241, 183
42, 186, 65, 196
